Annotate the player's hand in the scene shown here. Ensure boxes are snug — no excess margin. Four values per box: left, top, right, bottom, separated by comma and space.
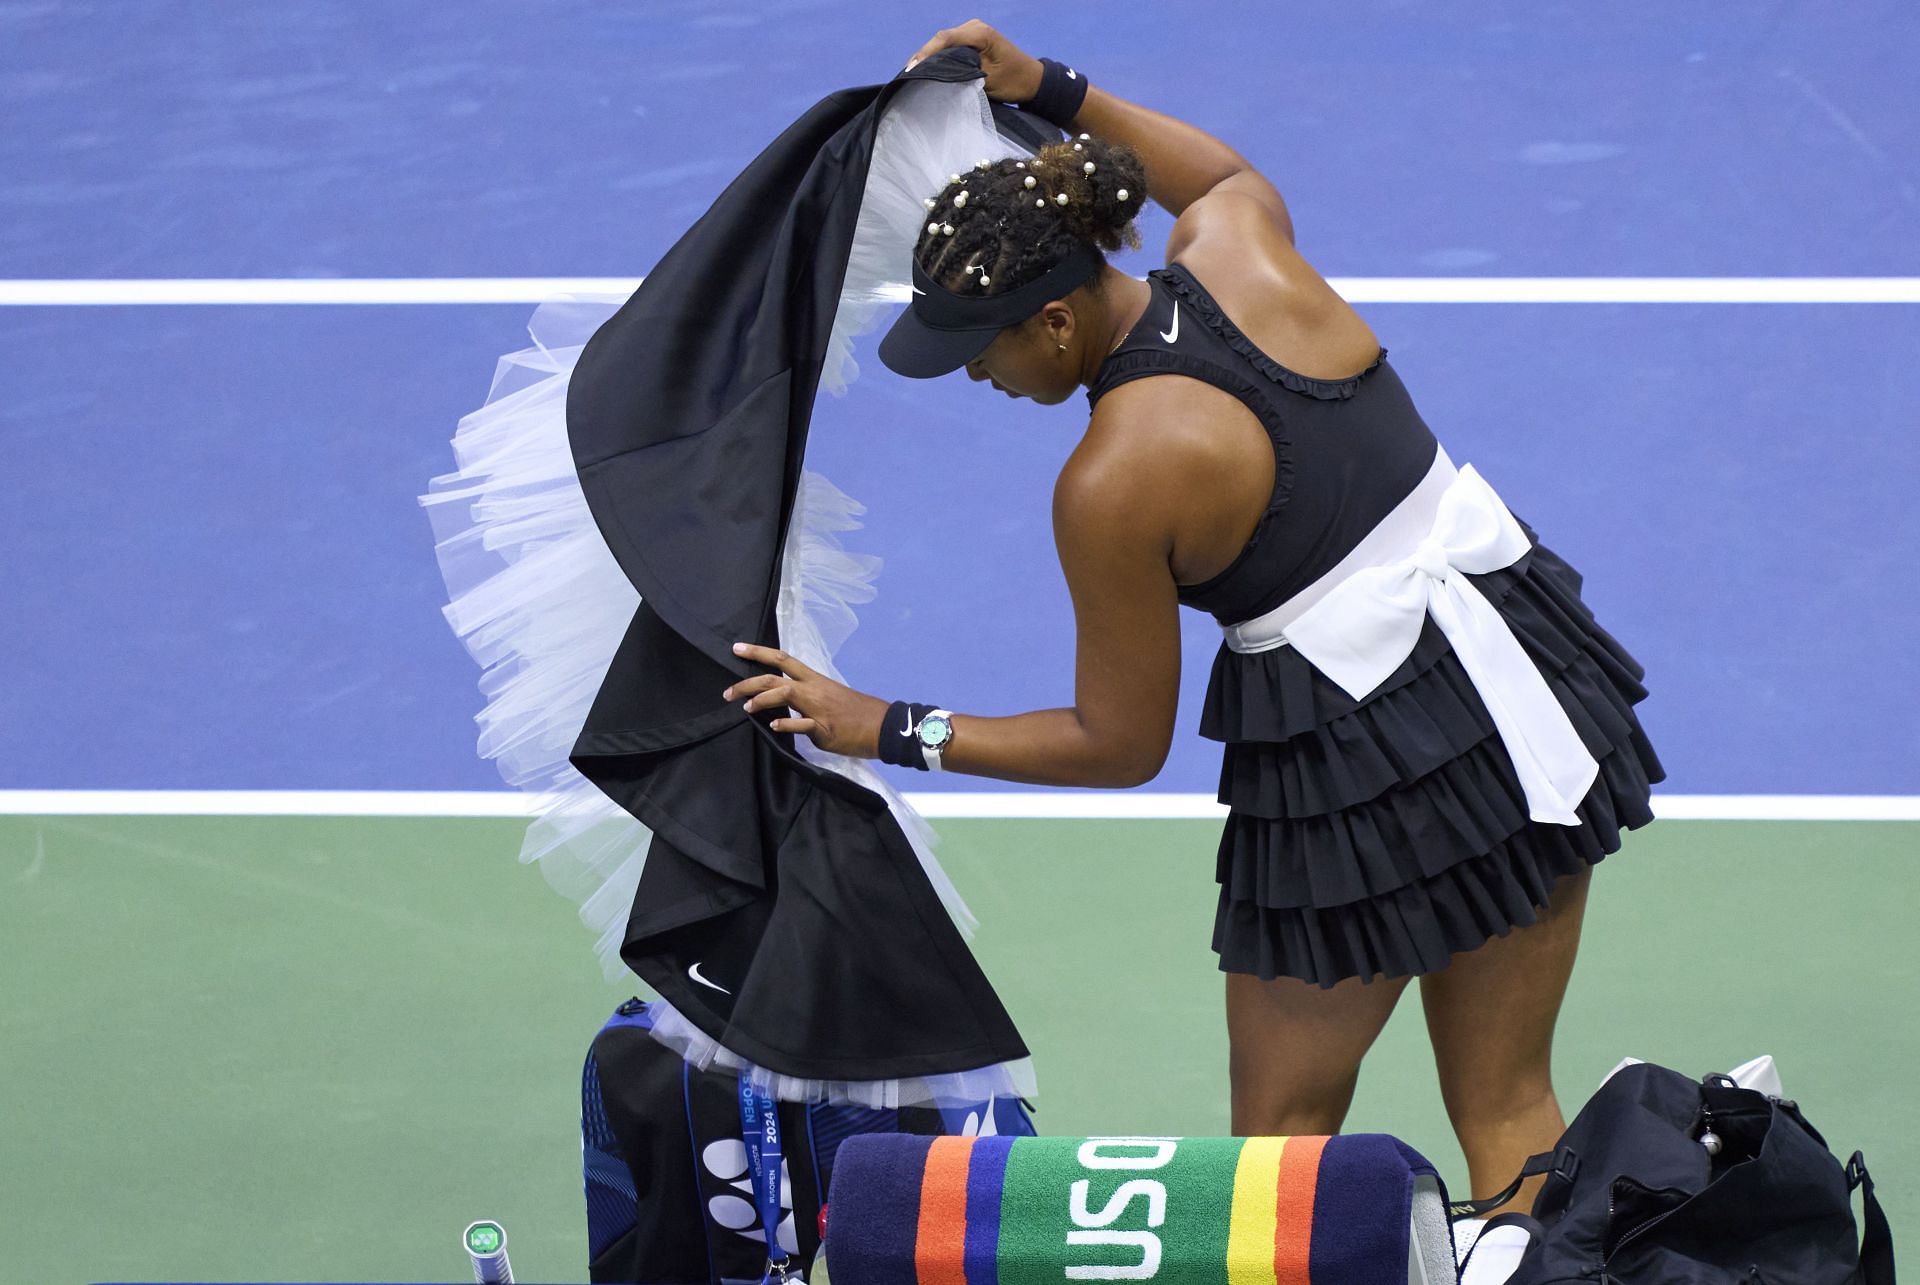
725, 642, 890, 759
903, 19, 1043, 102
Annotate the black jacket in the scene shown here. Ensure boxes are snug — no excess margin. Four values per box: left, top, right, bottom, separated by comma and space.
565, 51, 1049, 1084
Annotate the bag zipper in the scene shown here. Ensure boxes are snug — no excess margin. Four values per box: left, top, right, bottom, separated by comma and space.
1603, 1090, 1716, 1259
1605, 1184, 1692, 1264
1607, 1205, 1682, 1262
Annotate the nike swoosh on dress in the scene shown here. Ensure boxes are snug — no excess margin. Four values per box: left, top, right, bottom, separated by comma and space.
1160, 302, 1180, 344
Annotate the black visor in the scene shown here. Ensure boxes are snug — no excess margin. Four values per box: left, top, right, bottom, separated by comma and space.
876, 241, 1105, 379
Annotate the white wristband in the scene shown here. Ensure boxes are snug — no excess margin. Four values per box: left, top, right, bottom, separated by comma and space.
923, 707, 954, 772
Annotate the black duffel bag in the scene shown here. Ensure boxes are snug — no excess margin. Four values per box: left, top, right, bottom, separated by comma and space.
1454, 1062, 1894, 1283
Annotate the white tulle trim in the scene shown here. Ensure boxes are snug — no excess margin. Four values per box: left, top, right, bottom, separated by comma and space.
419, 296, 978, 978
422, 295, 648, 982
646, 1000, 1037, 1110
776, 473, 976, 934
819, 77, 1037, 398
423, 77, 1037, 1102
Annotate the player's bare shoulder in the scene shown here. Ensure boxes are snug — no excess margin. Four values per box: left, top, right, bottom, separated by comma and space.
1068, 370, 1272, 535
1168, 183, 1299, 288
1166, 184, 1379, 380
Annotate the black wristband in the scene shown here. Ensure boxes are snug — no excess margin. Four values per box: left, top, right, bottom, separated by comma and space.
877, 700, 935, 770
1026, 57, 1090, 130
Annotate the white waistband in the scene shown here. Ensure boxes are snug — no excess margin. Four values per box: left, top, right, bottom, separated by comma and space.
1223, 445, 1459, 654
1218, 444, 1601, 827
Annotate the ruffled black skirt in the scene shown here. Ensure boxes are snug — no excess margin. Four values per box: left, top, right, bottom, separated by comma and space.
1203, 540, 1665, 986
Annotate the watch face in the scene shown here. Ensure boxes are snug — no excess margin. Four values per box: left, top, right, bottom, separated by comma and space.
917, 713, 953, 749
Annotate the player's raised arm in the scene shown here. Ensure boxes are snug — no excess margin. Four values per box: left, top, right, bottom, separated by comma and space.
906, 19, 1292, 236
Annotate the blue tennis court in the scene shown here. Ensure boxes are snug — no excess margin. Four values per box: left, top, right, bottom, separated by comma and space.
4, 2, 1916, 1279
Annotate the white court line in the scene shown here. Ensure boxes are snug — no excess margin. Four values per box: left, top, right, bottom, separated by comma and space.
1333, 277, 1920, 304
4, 277, 1920, 306
3, 790, 1917, 821
0, 278, 644, 306
0, 790, 538, 818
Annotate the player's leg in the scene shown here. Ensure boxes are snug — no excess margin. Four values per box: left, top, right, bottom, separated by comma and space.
1227, 969, 1413, 1135
1419, 864, 1593, 1214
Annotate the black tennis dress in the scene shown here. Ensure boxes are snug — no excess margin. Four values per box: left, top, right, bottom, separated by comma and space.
1088, 261, 1666, 987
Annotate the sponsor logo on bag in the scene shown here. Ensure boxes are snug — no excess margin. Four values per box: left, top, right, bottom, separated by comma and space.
960, 1101, 1000, 1139
701, 1139, 797, 1254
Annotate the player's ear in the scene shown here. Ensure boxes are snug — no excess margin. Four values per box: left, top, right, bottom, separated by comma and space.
1041, 301, 1075, 348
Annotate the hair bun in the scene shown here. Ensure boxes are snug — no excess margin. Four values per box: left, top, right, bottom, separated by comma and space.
1030, 135, 1148, 253
910, 137, 1150, 298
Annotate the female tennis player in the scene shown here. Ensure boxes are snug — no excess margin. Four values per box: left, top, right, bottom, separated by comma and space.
724, 21, 1663, 1213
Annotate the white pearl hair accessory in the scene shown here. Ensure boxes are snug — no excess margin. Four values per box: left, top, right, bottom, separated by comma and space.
1035, 198, 1045, 207
923, 197, 936, 210
927, 221, 939, 233
1023, 175, 1036, 189
1083, 160, 1095, 174
940, 222, 954, 235
954, 190, 968, 207
1078, 132, 1091, 140
1116, 188, 1129, 201
949, 172, 961, 183
1054, 192, 1069, 205
979, 275, 990, 286
1015, 161, 1026, 168
1072, 142, 1083, 151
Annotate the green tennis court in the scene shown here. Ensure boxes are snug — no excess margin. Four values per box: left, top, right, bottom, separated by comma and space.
4, 813, 1910, 1283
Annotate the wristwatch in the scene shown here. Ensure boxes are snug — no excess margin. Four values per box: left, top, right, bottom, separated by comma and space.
915, 708, 956, 772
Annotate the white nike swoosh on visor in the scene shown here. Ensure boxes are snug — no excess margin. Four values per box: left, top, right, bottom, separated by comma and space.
687, 962, 731, 995
911, 284, 925, 294
1160, 304, 1180, 344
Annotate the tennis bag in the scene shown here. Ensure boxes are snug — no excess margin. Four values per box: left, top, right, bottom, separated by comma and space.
1454, 1062, 1895, 1284
582, 998, 1036, 1284
823, 1132, 1460, 1283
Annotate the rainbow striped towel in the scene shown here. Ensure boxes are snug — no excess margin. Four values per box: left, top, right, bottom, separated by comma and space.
823, 1133, 1457, 1284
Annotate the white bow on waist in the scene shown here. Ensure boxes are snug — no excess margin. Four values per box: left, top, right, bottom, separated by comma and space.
1224, 458, 1600, 826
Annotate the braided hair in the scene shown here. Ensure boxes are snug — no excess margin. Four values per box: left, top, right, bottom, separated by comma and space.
912, 134, 1149, 301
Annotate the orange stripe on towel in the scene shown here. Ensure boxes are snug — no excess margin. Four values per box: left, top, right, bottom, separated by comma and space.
1272, 1134, 1329, 1283
914, 1135, 976, 1285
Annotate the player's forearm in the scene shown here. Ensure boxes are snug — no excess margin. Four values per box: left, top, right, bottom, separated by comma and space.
1065, 84, 1256, 217
931, 707, 1160, 789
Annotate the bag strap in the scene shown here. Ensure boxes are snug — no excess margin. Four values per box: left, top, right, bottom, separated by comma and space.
1448, 1145, 1579, 1220
1848, 1151, 1896, 1285
1456, 1211, 1546, 1275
